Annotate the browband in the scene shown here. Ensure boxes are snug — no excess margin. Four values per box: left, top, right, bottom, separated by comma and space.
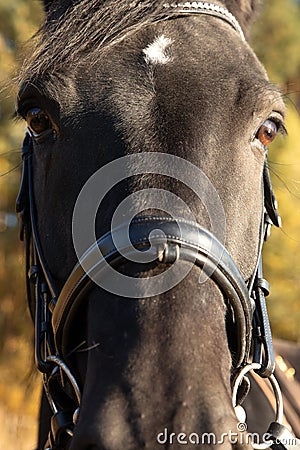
162, 2, 246, 41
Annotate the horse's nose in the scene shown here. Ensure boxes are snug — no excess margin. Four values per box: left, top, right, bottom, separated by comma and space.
69, 413, 254, 450
68, 405, 137, 450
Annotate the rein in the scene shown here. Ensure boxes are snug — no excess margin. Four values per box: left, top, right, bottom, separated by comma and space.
16, 3, 300, 450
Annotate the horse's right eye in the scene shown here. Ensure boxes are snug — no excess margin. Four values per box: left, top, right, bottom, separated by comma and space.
256, 119, 278, 147
26, 107, 52, 137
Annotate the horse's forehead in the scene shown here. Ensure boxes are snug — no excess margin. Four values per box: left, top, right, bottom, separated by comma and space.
90, 31, 276, 120
19, 15, 284, 127
85, 31, 268, 110
142, 35, 174, 65
72, 39, 240, 103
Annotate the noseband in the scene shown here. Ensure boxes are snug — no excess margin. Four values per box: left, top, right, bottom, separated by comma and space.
16, 3, 300, 450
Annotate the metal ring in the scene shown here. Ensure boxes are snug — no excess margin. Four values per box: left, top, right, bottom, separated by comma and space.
232, 362, 262, 408
43, 373, 58, 414
232, 363, 284, 450
46, 355, 81, 406
42, 356, 80, 449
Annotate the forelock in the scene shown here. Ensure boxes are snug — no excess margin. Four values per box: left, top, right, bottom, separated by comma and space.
18, 0, 168, 100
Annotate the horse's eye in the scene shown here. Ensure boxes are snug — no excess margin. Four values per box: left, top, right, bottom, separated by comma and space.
256, 119, 278, 147
26, 107, 52, 136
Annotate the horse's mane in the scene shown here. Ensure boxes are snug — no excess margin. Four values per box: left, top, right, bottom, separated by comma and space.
18, 0, 171, 96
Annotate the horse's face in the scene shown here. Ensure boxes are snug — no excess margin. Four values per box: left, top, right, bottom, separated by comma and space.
18, 0, 285, 448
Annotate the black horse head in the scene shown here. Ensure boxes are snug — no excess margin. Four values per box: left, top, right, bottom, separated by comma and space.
16, 0, 286, 448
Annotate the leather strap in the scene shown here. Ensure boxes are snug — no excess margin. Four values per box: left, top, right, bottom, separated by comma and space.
264, 160, 281, 228
52, 216, 253, 368
16, 133, 275, 377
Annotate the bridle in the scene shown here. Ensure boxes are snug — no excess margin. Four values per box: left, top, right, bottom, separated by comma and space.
16, 3, 300, 450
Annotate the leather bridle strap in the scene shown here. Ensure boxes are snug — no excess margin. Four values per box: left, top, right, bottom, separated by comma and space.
16, 133, 275, 378
52, 216, 253, 368
162, 2, 246, 42
16, 134, 58, 372
16, 135, 292, 449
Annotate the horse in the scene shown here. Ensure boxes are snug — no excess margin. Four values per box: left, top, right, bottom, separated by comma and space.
15, 0, 300, 448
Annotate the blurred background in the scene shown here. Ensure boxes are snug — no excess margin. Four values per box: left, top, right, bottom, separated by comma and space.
0, 0, 300, 448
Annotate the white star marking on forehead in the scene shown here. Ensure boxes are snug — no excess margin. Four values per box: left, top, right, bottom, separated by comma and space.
143, 35, 174, 65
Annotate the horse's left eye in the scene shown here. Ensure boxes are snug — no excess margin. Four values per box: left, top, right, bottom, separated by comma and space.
256, 119, 278, 147
26, 107, 52, 136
